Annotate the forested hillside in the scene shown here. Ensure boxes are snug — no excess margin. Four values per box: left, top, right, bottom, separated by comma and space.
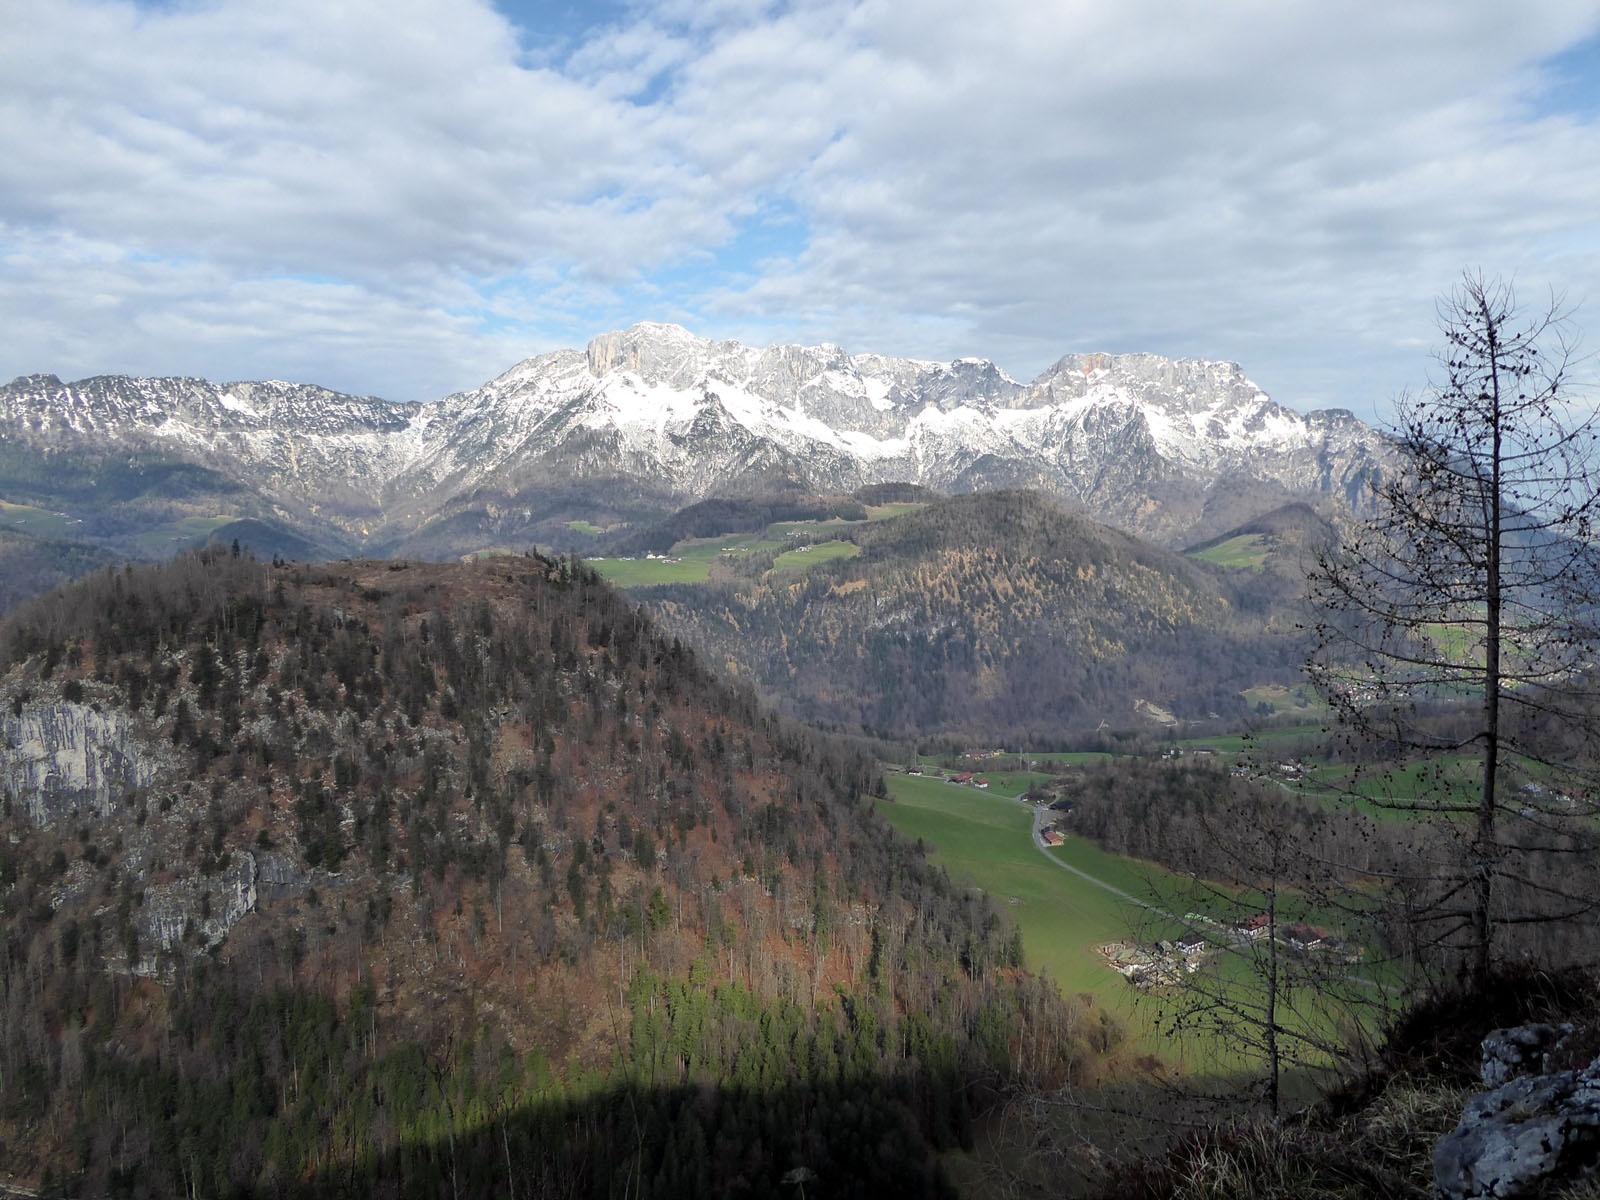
0, 550, 1098, 1196
641, 491, 1308, 741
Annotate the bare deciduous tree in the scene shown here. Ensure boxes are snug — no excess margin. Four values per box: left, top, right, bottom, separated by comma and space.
1309, 271, 1600, 991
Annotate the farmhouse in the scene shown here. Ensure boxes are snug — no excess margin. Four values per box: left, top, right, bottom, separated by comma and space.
1236, 913, 1271, 941
1041, 829, 1065, 847
1286, 924, 1328, 951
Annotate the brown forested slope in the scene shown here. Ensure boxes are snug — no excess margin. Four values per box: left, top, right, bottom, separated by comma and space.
644, 490, 1308, 741
0, 550, 1096, 1196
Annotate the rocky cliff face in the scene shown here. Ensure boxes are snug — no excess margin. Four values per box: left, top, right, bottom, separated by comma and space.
0, 702, 171, 826
0, 323, 1391, 568
0, 693, 292, 979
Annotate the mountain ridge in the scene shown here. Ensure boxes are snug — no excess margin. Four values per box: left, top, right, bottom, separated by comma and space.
0, 323, 1391, 597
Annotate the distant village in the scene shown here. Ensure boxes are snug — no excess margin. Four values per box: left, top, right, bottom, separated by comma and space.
1099, 913, 1360, 989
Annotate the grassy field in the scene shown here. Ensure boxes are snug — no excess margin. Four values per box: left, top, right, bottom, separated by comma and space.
878, 774, 1195, 1059
585, 503, 927, 590
1151, 724, 1325, 757
0, 500, 79, 539
864, 502, 926, 520
973, 770, 1056, 794
769, 539, 860, 574
128, 515, 239, 556
1003, 751, 1115, 766
879, 772, 1391, 1074
592, 522, 878, 588
766, 518, 860, 539
879, 776, 1152, 996
1189, 533, 1272, 570
1297, 756, 1482, 820
1422, 620, 1484, 667
586, 531, 786, 587
1241, 683, 1324, 717
767, 503, 924, 541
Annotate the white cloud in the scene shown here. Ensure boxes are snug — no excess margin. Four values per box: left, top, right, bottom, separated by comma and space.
2, 0, 1600, 418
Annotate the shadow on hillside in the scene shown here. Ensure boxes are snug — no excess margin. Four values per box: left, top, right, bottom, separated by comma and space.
283, 1073, 964, 1200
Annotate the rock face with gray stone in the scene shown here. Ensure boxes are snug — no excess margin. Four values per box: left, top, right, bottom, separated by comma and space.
0, 703, 169, 825
135, 851, 261, 973
1435, 1028, 1600, 1200
1481, 1023, 1575, 1090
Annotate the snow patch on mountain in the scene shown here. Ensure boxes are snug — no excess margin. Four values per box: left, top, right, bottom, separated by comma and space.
0, 322, 1390, 549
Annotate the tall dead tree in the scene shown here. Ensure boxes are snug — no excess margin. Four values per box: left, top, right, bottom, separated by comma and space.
1309, 271, 1600, 991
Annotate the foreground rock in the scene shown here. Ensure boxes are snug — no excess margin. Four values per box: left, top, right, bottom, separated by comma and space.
1435, 1025, 1600, 1199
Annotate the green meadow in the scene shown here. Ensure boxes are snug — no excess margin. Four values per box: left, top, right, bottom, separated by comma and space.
1297, 755, 1482, 820
864, 502, 927, 520
990, 751, 1114, 767
1189, 532, 1272, 570
770, 539, 860, 574
0, 500, 78, 539
879, 772, 1391, 1073
590, 504, 924, 589
878, 774, 1185, 1055
128, 515, 240, 556
1241, 683, 1324, 717
587, 531, 787, 587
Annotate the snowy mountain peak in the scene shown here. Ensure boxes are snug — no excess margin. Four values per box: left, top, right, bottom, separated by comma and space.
584, 322, 713, 385
0, 327, 1390, 557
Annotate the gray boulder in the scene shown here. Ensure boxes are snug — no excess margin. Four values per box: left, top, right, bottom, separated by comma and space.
1434, 1060, 1600, 1199
1481, 1023, 1575, 1089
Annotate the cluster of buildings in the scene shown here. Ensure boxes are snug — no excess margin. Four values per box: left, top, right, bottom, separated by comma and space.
1099, 914, 1345, 988
906, 765, 993, 788
1098, 935, 1209, 987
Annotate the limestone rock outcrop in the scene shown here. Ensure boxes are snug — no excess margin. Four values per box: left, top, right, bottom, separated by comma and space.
1435, 1026, 1600, 1200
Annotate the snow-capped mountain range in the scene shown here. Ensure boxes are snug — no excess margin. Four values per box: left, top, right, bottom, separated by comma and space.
0, 322, 1387, 559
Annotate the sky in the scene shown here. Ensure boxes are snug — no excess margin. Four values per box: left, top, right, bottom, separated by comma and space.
5, 1, 1600, 423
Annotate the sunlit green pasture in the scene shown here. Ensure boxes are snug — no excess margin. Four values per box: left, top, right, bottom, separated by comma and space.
879, 773, 1391, 1073
129, 515, 239, 555
1241, 684, 1325, 717
589, 504, 923, 588
1015, 751, 1116, 766
766, 518, 860, 538
769, 539, 861, 574
1190, 533, 1271, 570
1298, 756, 1482, 820
1422, 620, 1483, 667
767, 504, 924, 540
0, 499, 78, 539
970, 771, 1053, 796
587, 532, 786, 587
879, 775, 1152, 996
864, 502, 926, 520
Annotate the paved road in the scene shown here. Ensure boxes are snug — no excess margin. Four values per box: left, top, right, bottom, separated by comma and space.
1002, 788, 1394, 995
1009, 791, 1167, 916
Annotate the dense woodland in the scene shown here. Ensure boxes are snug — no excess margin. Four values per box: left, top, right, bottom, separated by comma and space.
642, 491, 1309, 742
0, 549, 1102, 1197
